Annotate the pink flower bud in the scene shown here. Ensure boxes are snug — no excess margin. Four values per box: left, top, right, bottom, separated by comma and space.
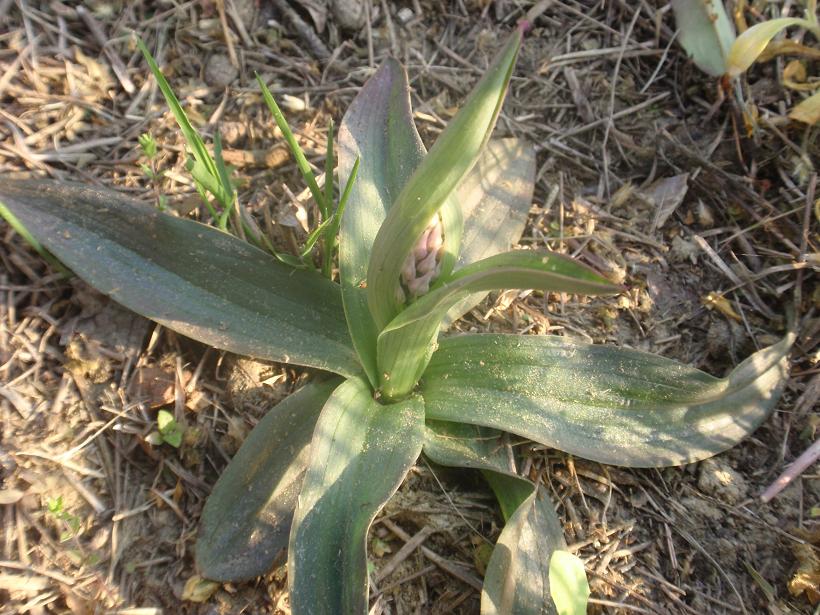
397, 213, 446, 302
416, 248, 438, 275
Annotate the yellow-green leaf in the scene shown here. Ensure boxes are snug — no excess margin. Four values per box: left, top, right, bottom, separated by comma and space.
549, 551, 590, 615
182, 575, 220, 603
727, 18, 805, 77
157, 409, 183, 448
789, 89, 820, 125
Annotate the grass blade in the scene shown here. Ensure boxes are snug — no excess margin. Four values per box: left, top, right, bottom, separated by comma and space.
321, 156, 359, 278
256, 74, 328, 213
137, 38, 232, 210
323, 119, 334, 219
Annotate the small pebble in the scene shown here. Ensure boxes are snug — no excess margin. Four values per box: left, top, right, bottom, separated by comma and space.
397, 7, 414, 23
697, 458, 748, 505
331, 0, 365, 30
204, 54, 237, 88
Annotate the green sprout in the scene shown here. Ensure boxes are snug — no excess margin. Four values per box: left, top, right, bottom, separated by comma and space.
138, 131, 168, 210
46, 496, 82, 543
138, 132, 158, 160
157, 409, 184, 448
0, 24, 794, 615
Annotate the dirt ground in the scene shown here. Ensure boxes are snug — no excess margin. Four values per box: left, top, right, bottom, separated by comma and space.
0, 0, 818, 613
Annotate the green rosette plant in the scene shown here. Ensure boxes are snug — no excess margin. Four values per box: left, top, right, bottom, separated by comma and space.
0, 24, 793, 614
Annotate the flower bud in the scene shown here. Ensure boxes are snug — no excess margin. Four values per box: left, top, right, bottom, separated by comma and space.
399, 213, 444, 301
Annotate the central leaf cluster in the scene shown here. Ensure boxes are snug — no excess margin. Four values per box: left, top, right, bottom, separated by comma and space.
335, 26, 616, 402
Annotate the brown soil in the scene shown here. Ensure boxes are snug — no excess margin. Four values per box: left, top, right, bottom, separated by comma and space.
1, 1, 818, 614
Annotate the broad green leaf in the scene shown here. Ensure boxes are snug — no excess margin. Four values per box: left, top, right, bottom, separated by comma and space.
424, 420, 582, 614
789, 88, 820, 125
377, 250, 620, 400
424, 420, 516, 476
549, 551, 590, 615
481, 488, 569, 615
289, 377, 425, 615
672, 0, 736, 76
196, 377, 340, 581
367, 28, 524, 330
727, 18, 805, 77
444, 138, 536, 327
0, 179, 360, 377
338, 59, 462, 387
424, 420, 534, 519
337, 59, 426, 387
421, 331, 794, 467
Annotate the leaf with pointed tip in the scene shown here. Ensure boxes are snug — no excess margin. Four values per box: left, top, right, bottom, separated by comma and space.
138, 38, 232, 211
366, 28, 524, 329
423, 420, 585, 615
338, 59, 461, 387
289, 377, 424, 615
377, 250, 620, 399
482, 487, 569, 615
0, 179, 359, 377
196, 377, 341, 581
727, 18, 805, 77
672, 0, 736, 76
482, 470, 535, 522
443, 138, 536, 327
422, 331, 794, 467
